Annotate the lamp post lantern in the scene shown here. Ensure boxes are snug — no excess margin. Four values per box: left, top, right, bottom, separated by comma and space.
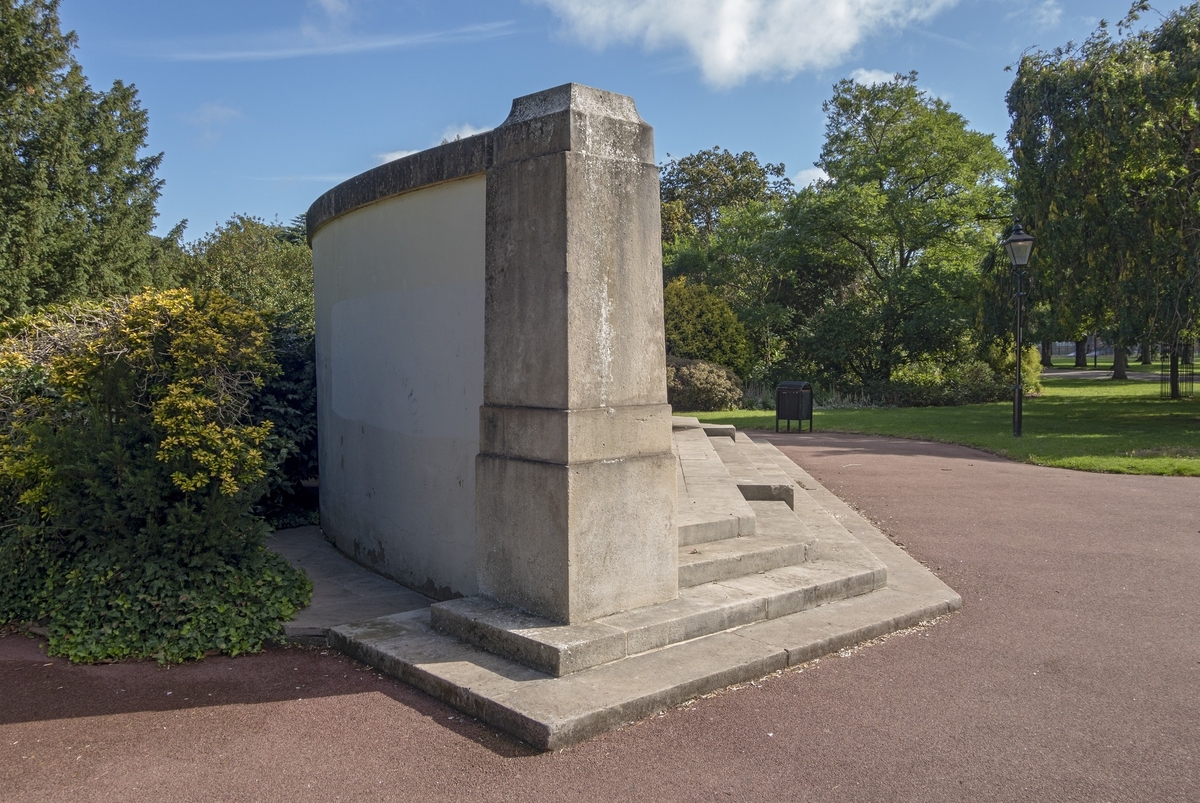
1002, 221, 1035, 437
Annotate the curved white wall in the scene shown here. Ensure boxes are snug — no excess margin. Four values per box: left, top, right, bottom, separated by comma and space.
312, 174, 485, 597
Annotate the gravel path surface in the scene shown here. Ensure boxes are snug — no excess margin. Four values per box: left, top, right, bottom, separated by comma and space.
3, 432, 1197, 802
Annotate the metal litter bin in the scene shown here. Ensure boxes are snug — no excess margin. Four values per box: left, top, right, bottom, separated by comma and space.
775, 381, 813, 432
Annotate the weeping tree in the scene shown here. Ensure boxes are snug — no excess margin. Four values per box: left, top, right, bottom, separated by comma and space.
1008, 2, 1200, 395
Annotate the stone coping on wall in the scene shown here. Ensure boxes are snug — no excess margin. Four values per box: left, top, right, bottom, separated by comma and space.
305, 132, 493, 243
305, 82, 654, 243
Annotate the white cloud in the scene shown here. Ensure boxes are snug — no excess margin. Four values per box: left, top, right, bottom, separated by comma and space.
377, 149, 420, 163
534, 0, 960, 87
849, 68, 895, 86
376, 124, 493, 164
186, 102, 241, 127
311, 0, 352, 19
793, 166, 828, 186
184, 102, 241, 146
438, 123, 491, 143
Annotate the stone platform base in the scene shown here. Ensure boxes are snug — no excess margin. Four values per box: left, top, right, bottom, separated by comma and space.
320, 422, 961, 750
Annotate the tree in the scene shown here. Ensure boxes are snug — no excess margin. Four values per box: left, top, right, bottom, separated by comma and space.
0, 0, 162, 317
660, 147, 792, 242
1008, 2, 1200, 397
797, 72, 1009, 386
178, 215, 314, 328
663, 277, 752, 377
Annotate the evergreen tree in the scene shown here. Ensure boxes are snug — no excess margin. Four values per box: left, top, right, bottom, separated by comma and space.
0, 0, 162, 317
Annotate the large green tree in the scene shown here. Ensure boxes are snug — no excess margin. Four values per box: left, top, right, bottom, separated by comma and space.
1008, 2, 1200, 394
797, 72, 1009, 386
660, 147, 792, 243
0, 0, 162, 317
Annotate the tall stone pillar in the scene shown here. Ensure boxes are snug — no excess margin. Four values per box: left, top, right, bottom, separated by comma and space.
476, 84, 677, 624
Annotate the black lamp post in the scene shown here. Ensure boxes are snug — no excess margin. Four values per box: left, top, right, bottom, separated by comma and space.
1002, 221, 1035, 437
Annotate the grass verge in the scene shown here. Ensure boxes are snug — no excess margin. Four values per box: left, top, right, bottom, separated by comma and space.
687, 377, 1200, 476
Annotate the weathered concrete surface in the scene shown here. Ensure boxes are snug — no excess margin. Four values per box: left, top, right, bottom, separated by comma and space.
267, 526, 432, 642
476, 84, 677, 623
312, 174, 486, 598
331, 427, 957, 748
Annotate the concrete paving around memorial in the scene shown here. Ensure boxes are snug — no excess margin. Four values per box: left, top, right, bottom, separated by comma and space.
3, 433, 1197, 801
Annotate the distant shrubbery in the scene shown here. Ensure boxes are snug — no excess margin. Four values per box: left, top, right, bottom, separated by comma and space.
864, 358, 1009, 407
0, 290, 311, 662
666, 356, 743, 412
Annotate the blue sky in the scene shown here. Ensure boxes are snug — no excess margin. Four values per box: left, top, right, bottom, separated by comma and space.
58, 0, 1146, 238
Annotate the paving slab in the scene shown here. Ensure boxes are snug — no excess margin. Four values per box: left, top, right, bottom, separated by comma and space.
267, 525, 433, 641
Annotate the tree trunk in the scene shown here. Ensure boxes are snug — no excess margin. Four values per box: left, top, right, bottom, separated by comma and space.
1112, 346, 1128, 380
1170, 343, 1180, 400
1040, 337, 1053, 367
1074, 338, 1088, 368
1139, 341, 1153, 364
1093, 333, 1099, 368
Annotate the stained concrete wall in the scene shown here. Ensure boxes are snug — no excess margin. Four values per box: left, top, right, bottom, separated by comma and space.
311, 175, 486, 598
308, 85, 675, 618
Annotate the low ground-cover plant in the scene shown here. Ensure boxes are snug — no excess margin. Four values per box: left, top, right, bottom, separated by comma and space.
0, 290, 311, 662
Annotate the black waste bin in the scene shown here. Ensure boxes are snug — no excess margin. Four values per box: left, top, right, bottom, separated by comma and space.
775, 381, 813, 432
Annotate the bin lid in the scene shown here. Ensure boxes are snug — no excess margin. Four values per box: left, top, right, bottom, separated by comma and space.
776, 381, 812, 390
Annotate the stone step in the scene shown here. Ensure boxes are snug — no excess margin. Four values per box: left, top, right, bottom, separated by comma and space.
674, 425, 756, 545
679, 501, 817, 588
710, 435, 797, 510
428, 497, 883, 678
331, 561, 957, 751
430, 536, 883, 678
323, 429, 962, 751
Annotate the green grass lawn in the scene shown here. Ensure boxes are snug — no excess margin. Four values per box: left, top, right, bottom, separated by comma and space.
689, 377, 1200, 476
1043, 356, 1163, 371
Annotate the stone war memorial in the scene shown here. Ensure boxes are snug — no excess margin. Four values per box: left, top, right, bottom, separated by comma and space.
303, 83, 961, 749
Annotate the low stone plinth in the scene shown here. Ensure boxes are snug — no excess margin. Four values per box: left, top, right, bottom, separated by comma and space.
325, 427, 962, 750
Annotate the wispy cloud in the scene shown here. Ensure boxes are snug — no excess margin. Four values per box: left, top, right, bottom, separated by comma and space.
1009, 1, 1062, 28
850, 68, 895, 86
154, 21, 514, 63
377, 149, 420, 163
184, 102, 241, 146
533, 0, 959, 88
909, 27, 974, 50
311, 0, 353, 19
376, 124, 493, 164
438, 123, 491, 143
246, 174, 353, 183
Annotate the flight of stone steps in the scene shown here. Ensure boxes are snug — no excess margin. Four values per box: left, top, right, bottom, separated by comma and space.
329, 417, 961, 749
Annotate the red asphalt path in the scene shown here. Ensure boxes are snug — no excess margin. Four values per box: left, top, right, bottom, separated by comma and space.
2, 432, 1197, 802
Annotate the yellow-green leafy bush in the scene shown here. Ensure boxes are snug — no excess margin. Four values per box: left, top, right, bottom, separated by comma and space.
0, 289, 311, 662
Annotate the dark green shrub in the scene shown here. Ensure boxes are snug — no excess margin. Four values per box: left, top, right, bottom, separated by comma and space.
667, 356, 743, 412
663, 278, 752, 378
254, 314, 318, 529
0, 289, 311, 663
